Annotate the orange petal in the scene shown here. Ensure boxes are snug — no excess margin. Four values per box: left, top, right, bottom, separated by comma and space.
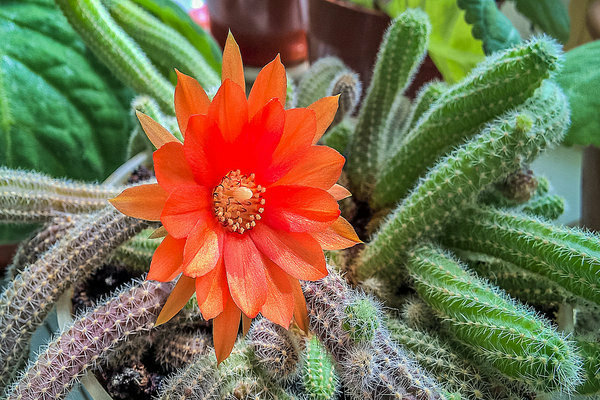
261, 259, 294, 329
262, 185, 340, 232
208, 79, 248, 142
272, 108, 316, 165
247, 54, 287, 118
223, 234, 268, 318
147, 234, 185, 281
196, 257, 227, 319
136, 111, 179, 149
312, 217, 362, 250
242, 314, 252, 336
109, 184, 168, 221
161, 185, 212, 238
308, 96, 339, 144
155, 275, 196, 326
182, 222, 222, 278
174, 69, 210, 136
222, 32, 245, 93
250, 223, 327, 281
328, 184, 351, 201
213, 293, 241, 364
153, 142, 197, 192
273, 146, 345, 190
148, 226, 168, 239
289, 277, 309, 333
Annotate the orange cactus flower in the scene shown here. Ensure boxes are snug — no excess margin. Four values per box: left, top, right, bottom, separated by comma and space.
110, 33, 361, 363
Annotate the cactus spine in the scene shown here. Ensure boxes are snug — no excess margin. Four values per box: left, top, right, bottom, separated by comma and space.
406, 244, 582, 392
154, 330, 211, 371
520, 194, 565, 220
0, 167, 120, 223
0, 207, 148, 388
444, 206, 600, 306
102, 0, 219, 89
347, 9, 430, 199
111, 230, 161, 272
303, 336, 339, 400
4, 279, 173, 400
575, 339, 600, 394
402, 80, 447, 135
373, 37, 561, 208
54, 0, 175, 112
359, 81, 569, 283
296, 57, 349, 108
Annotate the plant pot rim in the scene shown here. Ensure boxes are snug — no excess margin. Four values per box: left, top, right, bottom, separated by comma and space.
317, 0, 389, 18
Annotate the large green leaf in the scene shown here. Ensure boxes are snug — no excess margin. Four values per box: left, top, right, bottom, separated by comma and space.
0, 0, 133, 242
555, 40, 600, 147
514, 0, 570, 44
378, 0, 485, 83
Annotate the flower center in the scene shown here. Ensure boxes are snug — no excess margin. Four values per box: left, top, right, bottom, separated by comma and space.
213, 170, 266, 234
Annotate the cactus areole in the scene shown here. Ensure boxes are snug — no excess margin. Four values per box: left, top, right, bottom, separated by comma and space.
110, 32, 361, 363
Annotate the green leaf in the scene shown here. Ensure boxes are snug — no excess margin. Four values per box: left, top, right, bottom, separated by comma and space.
514, 0, 570, 44
130, 0, 222, 76
556, 40, 600, 147
377, 0, 485, 83
0, 0, 133, 241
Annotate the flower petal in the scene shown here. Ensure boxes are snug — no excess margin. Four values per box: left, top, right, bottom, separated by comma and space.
312, 216, 362, 250
182, 222, 222, 278
136, 111, 179, 148
308, 96, 339, 144
213, 293, 241, 364
224, 234, 268, 318
328, 184, 351, 201
289, 277, 309, 333
222, 32, 245, 93
174, 69, 210, 136
155, 275, 196, 326
208, 79, 248, 143
273, 146, 345, 190
250, 223, 327, 281
196, 257, 227, 319
109, 184, 169, 221
147, 235, 185, 282
261, 259, 294, 329
161, 185, 212, 238
262, 185, 340, 232
184, 114, 227, 187
148, 226, 168, 239
153, 142, 197, 192
247, 55, 287, 118
242, 314, 252, 336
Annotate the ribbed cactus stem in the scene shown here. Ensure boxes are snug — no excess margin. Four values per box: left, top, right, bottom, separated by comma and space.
342, 295, 381, 343
54, 0, 175, 113
576, 339, 600, 395
154, 330, 211, 371
406, 244, 583, 392
331, 72, 362, 125
296, 57, 349, 108
386, 317, 502, 400
4, 279, 173, 400
0, 167, 120, 223
0, 207, 148, 388
303, 336, 339, 400
102, 0, 219, 89
321, 118, 355, 154
5, 215, 75, 281
157, 352, 222, 400
519, 194, 565, 220
381, 94, 412, 156
461, 251, 574, 308
403, 80, 447, 134
373, 37, 562, 208
247, 318, 301, 382
111, 230, 161, 272
347, 9, 430, 199
443, 206, 600, 306
359, 81, 568, 283
302, 268, 444, 400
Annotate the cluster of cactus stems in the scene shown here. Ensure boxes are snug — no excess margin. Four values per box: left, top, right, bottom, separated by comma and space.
1, 4, 600, 400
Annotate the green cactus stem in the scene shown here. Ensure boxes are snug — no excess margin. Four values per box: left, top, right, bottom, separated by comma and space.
321, 118, 355, 155
403, 80, 447, 135
4, 279, 173, 400
303, 336, 339, 400
157, 351, 222, 400
443, 205, 600, 307
519, 194, 565, 220
296, 57, 349, 108
406, 244, 583, 392
111, 229, 161, 272
0, 167, 120, 223
342, 295, 381, 343
574, 338, 600, 394
102, 0, 219, 90
0, 207, 148, 388
373, 37, 561, 208
359, 81, 569, 283
54, 0, 175, 113
347, 9, 430, 199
